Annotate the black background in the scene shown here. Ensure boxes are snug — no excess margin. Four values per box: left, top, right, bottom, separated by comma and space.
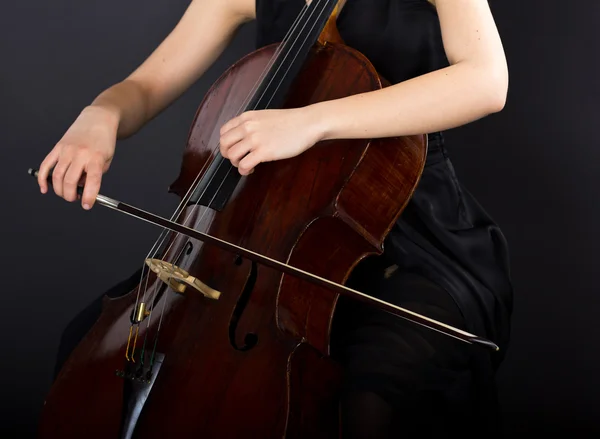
2, 0, 598, 437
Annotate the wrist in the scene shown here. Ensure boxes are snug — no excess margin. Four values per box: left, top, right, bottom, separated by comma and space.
84, 103, 121, 130
303, 102, 333, 143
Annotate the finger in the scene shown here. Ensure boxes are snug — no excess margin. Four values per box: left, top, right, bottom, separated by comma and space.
52, 158, 72, 198
227, 139, 254, 167
219, 126, 247, 157
219, 112, 249, 136
238, 151, 262, 176
63, 156, 86, 202
81, 162, 103, 209
37, 149, 59, 194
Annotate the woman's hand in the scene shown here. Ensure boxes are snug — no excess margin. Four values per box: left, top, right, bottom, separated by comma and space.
37, 105, 119, 209
219, 107, 324, 175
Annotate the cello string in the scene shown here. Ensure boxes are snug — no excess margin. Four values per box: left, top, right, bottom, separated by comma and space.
129, 1, 317, 362
140, 0, 315, 304
147, 0, 321, 333
134, 0, 312, 316
185, 0, 330, 231
145, 0, 333, 357
173, 0, 331, 245
155, 0, 330, 282
148, 0, 329, 290
139, 1, 320, 365
264, 0, 335, 110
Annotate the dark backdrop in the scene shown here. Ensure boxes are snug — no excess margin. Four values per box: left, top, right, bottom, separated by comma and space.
1, 0, 598, 437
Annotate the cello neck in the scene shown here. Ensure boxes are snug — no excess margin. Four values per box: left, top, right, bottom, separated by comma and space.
317, 0, 347, 45
243, 0, 340, 112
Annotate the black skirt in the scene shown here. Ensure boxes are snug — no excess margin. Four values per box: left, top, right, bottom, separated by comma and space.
372, 132, 513, 359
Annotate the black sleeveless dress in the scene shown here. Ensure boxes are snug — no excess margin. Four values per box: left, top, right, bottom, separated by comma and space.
255, 0, 513, 436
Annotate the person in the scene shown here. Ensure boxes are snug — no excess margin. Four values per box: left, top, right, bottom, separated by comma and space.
37, 0, 513, 437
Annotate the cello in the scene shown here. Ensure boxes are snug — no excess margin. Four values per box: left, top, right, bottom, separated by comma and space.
30, 0, 498, 437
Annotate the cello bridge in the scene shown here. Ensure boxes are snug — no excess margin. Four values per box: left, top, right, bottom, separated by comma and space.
145, 258, 221, 300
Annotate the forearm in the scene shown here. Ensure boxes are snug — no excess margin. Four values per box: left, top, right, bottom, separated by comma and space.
312, 60, 508, 142
85, 0, 255, 140
88, 79, 151, 139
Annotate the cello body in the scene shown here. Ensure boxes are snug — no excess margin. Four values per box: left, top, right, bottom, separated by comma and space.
37, 6, 427, 438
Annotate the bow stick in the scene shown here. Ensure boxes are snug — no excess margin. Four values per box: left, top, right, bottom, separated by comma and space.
28, 168, 499, 351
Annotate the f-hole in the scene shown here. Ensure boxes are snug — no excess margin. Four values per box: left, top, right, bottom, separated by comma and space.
229, 258, 259, 351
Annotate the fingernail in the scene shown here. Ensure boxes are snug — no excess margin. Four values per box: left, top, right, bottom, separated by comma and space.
83, 204, 90, 210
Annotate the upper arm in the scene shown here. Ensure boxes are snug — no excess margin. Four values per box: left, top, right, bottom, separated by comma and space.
125, 0, 257, 115
431, 0, 507, 71
430, 0, 508, 101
